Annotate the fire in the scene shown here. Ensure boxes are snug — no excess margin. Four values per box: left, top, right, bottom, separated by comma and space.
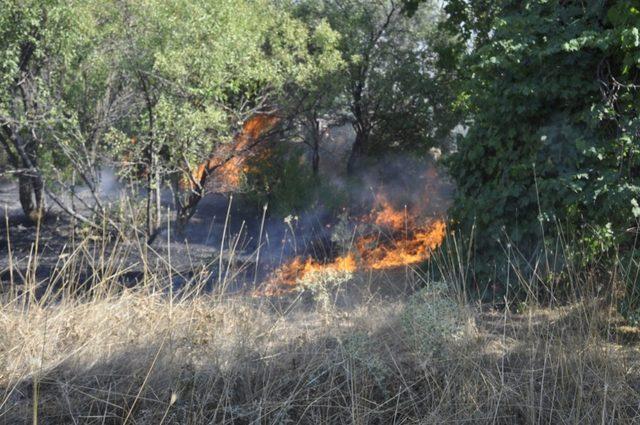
357, 219, 446, 270
257, 197, 447, 296
260, 253, 357, 296
372, 195, 408, 230
216, 157, 245, 189
187, 114, 279, 192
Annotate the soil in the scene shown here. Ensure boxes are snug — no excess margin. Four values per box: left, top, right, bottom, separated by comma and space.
0, 179, 326, 292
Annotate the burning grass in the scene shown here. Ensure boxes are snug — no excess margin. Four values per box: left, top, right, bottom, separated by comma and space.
260, 253, 358, 297
357, 219, 446, 270
258, 191, 448, 296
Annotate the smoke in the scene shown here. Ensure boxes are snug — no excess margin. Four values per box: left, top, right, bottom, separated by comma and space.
98, 167, 122, 199
171, 149, 453, 296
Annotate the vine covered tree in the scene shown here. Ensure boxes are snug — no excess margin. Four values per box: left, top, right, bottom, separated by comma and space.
446, 0, 640, 291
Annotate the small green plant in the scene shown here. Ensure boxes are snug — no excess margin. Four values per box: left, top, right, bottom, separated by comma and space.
401, 282, 465, 358
342, 331, 389, 394
299, 267, 354, 315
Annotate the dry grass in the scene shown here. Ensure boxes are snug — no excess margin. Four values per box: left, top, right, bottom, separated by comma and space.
1, 229, 640, 424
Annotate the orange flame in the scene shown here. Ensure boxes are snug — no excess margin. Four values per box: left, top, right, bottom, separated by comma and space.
357, 219, 446, 270
260, 253, 357, 296
372, 194, 409, 230
257, 197, 447, 296
186, 114, 279, 192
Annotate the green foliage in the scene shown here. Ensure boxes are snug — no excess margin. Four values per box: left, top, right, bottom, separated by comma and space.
99, 0, 345, 215
401, 282, 465, 357
244, 145, 318, 215
242, 143, 347, 216
446, 0, 640, 293
442, 0, 503, 49
0, 0, 73, 130
294, 0, 459, 158
0, 0, 105, 204
0, 0, 343, 220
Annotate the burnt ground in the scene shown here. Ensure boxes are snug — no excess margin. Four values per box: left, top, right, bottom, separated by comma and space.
0, 153, 454, 298
0, 181, 209, 287
0, 179, 336, 294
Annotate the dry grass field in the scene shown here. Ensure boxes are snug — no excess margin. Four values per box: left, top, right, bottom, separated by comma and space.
1, 230, 639, 424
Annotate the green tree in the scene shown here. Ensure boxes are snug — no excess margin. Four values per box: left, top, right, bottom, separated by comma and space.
294, 0, 458, 175
0, 0, 74, 219
285, 19, 345, 176
0, 0, 106, 220
101, 0, 343, 234
446, 0, 640, 292
0, 0, 133, 224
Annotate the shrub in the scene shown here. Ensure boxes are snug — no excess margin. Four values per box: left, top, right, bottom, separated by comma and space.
242, 143, 347, 217
401, 282, 466, 358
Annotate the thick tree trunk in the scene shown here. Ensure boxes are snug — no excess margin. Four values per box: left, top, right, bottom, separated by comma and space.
18, 174, 35, 216
2, 130, 46, 222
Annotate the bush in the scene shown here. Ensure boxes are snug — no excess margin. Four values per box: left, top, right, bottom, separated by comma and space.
401, 282, 466, 358
242, 143, 347, 217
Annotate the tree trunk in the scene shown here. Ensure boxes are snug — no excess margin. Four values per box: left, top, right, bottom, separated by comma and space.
153, 150, 162, 231
146, 173, 153, 235
18, 138, 45, 222
145, 161, 162, 235
2, 132, 46, 222
312, 140, 320, 175
139, 73, 161, 237
18, 173, 45, 222
348, 74, 369, 176
347, 129, 367, 176
311, 118, 321, 175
